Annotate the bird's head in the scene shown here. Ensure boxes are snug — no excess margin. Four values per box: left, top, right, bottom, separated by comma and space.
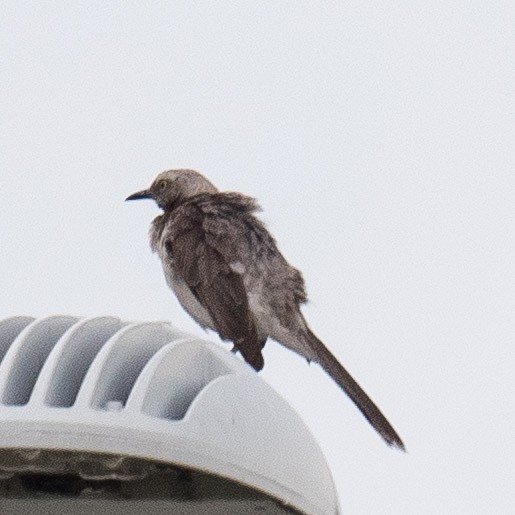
126, 169, 218, 210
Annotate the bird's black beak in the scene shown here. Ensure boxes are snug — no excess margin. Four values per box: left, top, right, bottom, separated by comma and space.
125, 189, 153, 201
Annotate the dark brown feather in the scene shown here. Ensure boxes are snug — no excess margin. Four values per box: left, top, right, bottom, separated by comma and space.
167, 204, 264, 371
303, 326, 405, 450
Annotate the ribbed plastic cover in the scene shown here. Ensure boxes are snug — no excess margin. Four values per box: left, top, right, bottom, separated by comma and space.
0, 316, 338, 515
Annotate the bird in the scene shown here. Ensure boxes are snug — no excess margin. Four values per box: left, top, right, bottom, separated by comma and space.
126, 169, 405, 450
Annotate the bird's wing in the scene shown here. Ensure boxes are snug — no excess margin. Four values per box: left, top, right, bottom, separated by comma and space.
167, 204, 264, 371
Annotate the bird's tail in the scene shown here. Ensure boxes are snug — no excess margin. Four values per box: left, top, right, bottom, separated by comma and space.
303, 327, 405, 450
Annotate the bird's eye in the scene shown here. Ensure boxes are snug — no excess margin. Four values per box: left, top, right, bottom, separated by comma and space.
158, 180, 167, 190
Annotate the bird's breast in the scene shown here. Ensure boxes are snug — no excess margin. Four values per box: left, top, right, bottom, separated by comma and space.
162, 261, 215, 331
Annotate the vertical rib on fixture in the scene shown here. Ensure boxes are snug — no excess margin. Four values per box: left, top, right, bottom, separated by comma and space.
0, 316, 79, 406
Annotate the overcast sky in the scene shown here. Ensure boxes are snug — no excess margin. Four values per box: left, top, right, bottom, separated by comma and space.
1, 2, 514, 513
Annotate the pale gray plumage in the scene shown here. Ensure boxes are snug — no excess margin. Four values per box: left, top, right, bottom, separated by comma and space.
126, 169, 405, 450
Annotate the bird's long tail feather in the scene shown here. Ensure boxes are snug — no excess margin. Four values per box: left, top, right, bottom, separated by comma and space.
304, 328, 405, 450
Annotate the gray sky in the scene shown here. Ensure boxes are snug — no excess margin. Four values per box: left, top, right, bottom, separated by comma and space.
1, 2, 514, 513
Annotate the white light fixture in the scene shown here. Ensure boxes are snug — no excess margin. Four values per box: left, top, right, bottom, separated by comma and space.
0, 315, 339, 514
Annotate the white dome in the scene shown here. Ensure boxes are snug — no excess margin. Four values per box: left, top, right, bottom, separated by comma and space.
0, 315, 339, 514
